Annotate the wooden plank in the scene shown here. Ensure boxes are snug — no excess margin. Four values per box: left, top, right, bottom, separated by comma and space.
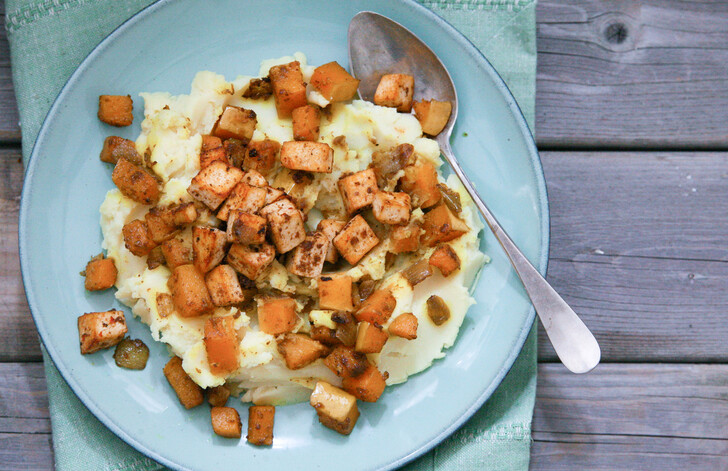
536, 0, 728, 148
0, 3, 20, 143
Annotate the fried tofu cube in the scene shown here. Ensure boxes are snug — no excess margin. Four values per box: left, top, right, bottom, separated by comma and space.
265, 186, 285, 205
355, 322, 388, 354
187, 161, 244, 210
269, 61, 308, 118
318, 274, 354, 311
342, 365, 387, 402
277, 333, 328, 370
226, 243, 275, 280
242, 169, 268, 187
168, 264, 213, 317
280, 141, 333, 173
247, 406, 275, 446
390, 223, 422, 254
310, 61, 360, 102
204, 316, 239, 375
429, 244, 461, 277
292, 105, 321, 141
259, 198, 306, 253
286, 231, 329, 278
84, 257, 117, 291
413, 99, 452, 136
205, 265, 246, 306
421, 204, 469, 247
112, 158, 160, 205
164, 356, 204, 409
372, 191, 411, 225
201, 135, 222, 152
77, 310, 127, 354
192, 226, 228, 273
310, 381, 360, 435
388, 312, 418, 340
243, 139, 280, 175
98, 95, 133, 127
199, 135, 230, 168
226, 211, 267, 245
172, 203, 198, 226
161, 233, 193, 269
338, 168, 378, 214
401, 162, 441, 209
373, 74, 414, 112
99, 136, 140, 164
354, 288, 396, 326
122, 219, 156, 256
256, 296, 298, 335
317, 219, 345, 263
155, 293, 175, 318
333, 215, 380, 265
211, 406, 242, 439
324, 346, 369, 379
211, 106, 257, 144
144, 206, 178, 244
207, 384, 231, 407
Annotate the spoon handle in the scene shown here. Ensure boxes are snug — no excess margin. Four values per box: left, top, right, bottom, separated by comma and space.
439, 141, 601, 374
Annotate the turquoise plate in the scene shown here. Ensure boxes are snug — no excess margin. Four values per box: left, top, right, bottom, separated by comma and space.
19, 0, 548, 469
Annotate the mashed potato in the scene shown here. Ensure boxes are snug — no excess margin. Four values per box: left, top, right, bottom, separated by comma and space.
100, 53, 486, 405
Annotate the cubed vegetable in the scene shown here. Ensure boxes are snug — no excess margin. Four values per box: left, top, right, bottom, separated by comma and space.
372, 191, 411, 225
310, 381, 359, 435
355, 322, 388, 354
401, 162, 441, 209
217, 182, 267, 221
226, 243, 275, 280
84, 256, 117, 291
112, 157, 160, 205
421, 204, 469, 247
122, 219, 156, 257
247, 405, 275, 445
226, 210, 267, 245
199, 134, 229, 168
318, 274, 354, 311
388, 312, 418, 339
338, 168, 378, 214
161, 233, 193, 269
373, 74, 414, 112
168, 264, 213, 317
204, 316, 239, 375
144, 206, 178, 244
292, 105, 321, 141
333, 215, 380, 265
354, 288, 396, 326
243, 77, 272, 99
429, 244, 461, 277
280, 141, 333, 173
413, 99, 452, 135
205, 265, 247, 306
207, 384, 231, 407
324, 346, 369, 378
164, 356, 204, 409
269, 61, 308, 118
77, 310, 127, 354
211, 406, 242, 438
342, 365, 387, 402
98, 95, 133, 127
310, 61, 360, 102
390, 223, 422, 254
277, 333, 328, 370
187, 161, 244, 210
211, 106, 257, 144
317, 219, 345, 263
99, 136, 140, 164
257, 296, 298, 335
243, 139, 280, 175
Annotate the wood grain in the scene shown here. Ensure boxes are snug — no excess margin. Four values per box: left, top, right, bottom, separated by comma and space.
0, 3, 20, 143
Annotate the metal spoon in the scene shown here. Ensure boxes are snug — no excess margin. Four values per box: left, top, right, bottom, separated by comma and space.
348, 11, 600, 374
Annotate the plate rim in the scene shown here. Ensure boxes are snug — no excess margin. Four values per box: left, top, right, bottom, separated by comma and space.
18, 0, 549, 469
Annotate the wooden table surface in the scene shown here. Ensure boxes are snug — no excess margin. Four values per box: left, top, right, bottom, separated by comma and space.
2, 1, 727, 469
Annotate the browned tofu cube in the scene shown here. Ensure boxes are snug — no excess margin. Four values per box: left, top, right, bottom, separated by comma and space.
338, 168, 378, 214
192, 226, 228, 273
355, 322, 388, 354
84, 257, 117, 291
354, 288, 396, 326
286, 231, 329, 278
401, 162, 441, 209
372, 191, 411, 225
217, 182, 266, 221
164, 356, 204, 409
429, 244, 461, 277
201, 135, 222, 152
112, 158, 160, 205
146, 245, 165, 270
269, 61, 308, 118
324, 346, 369, 379
388, 312, 418, 340
77, 310, 127, 354
374, 74, 414, 112
317, 219, 345, 263
199, 135, 230, 168
207, 384, 231, 407
243, 139, 280, 175
318, 274, 354, 311
390, 223, 422, 254
257, 296, 298, 335
98, 95, 133, 127
155, 293, 175, 318
168, 264, 214, 317
99, 136, 140, 164
247, 406, 275, 446
342, 365, 387, 403
211, 106, 257, 144
211, 406, 242, 438
204, 316, 239, 375
265, 186, 285, 205
259, 198, 306, 253
144, 206, 179, 244
310, 61, 360, 102
277, 333, 328, 370
421, 204, 469, 247
333, 215, 380, 265
226, 211, 267, 245
205, 265, 247, 306
310, 381, 359, 435
187, 161, 244, 210
242, 169, 268, 187
172, 202, 198, 226
280, 141, 333, 173
161, 233, 193, 269
226, 243, 275, 280
122, 219, 156, 256
413, 99, 452, 136
292, 105, 321, 141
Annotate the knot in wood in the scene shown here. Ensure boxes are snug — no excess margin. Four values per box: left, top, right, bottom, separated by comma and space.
605, 22, 628, 44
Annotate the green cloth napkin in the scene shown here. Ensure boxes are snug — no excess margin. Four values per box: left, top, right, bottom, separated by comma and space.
7, 0, 537, 469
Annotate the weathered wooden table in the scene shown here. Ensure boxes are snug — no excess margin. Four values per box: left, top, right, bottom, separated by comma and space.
2, 1, 727, 469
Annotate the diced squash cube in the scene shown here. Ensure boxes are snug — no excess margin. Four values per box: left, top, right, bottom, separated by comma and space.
390, 223, 422, 254
242, 169, 268, 187
199, 135, 230, 168
205, 265, 247, 306
324, 346, 369, 378
226, 210, 267, 245
211, 406, 242, 438
226, 243, 275, 280
161, 233, 193, 269
98, 95, 133, 127
413, 99, 452, 136
355, 322, 388, 354
429, 244, 461, 277
421, 204, 469, 247
310, 325, 340, 346
168, 264, 213, 317
342, 365, 387, 402
277, 333, 328, 370
310, 381, 359, 435
388, 312, 418, 340
372, 191, 411, 225
247, 405, 275, 446
317, 219, 345, 263
257, 296, 298, 335
164, 356, 204, 409
187, 161, 244, 210
192, 226, 228, 273
354, 288, 396, 326
211, 106, 257, 144
122, 219, 156, 256
310, 61, 360, 102
146, 246, 165, 269
338, 168, 378, 214
77, 310, 127, 354
243, 139, 281, 175
373, 74, 414, 112
292, 105, 321, 141
280, 141, 333, 173
204, 316, 239, 375
401, 162, 441, 209
144, 206, 178, 244
84, 256, 117, 291
286, 231, 329, 278
259, 198, 306, 253
207, 384, 231, 407
99, 136, 140, 164
318, 274, 354, 311
112, 157, 160, 205
333, 215, 380, 265
269, 61, 308, 118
